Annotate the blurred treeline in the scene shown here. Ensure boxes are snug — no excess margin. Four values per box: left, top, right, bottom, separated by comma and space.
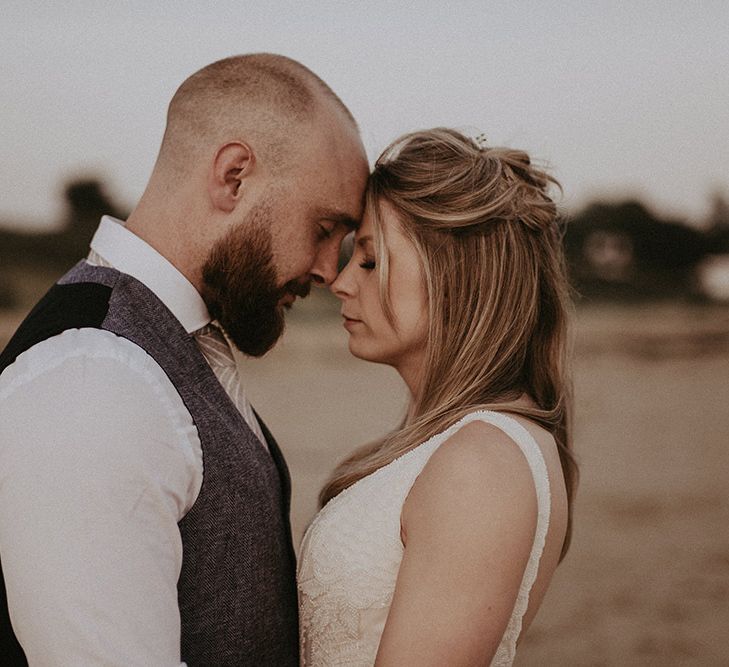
1, 177, 729, 311
0, 180, 127, 309
564, 192, 729, 302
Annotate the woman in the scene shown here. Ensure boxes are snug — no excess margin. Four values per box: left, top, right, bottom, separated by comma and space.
298, 128, 577, 666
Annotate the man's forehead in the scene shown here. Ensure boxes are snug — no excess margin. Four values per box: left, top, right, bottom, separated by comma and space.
306, 118, 368, 185
299, 125, 368, 226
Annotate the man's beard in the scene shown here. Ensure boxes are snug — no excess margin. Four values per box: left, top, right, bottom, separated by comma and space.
200, 204, 310, 357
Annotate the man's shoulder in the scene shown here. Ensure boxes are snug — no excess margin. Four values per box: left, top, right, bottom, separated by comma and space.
0, 279, 113, 373
0, 328, 159, 400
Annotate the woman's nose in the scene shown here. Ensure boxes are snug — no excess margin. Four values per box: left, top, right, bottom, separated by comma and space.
330, 259, 356, 299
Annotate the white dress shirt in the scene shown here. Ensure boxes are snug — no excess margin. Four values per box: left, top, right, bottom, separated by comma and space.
0, 216, 247, 666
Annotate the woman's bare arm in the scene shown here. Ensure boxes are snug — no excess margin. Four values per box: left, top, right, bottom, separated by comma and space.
374, 421, 538, 666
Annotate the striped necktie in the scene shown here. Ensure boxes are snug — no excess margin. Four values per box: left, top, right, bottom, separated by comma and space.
195, 323, 268, 450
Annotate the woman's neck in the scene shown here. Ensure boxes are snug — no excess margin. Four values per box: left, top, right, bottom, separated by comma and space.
394, 353, 425, 403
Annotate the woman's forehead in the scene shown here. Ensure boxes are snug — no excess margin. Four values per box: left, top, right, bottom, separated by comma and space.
357, 200, 399, 239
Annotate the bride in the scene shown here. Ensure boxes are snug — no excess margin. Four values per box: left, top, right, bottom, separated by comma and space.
298, 128, 578, 666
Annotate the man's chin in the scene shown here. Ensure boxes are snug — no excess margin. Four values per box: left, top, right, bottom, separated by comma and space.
219, 302, 286, 357
229, 330, 284, 358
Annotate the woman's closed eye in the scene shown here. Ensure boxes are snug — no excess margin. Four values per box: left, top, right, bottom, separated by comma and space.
359, 258, 376, 270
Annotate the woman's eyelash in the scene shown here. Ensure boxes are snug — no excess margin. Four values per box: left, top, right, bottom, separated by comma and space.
359, 260, 376, 270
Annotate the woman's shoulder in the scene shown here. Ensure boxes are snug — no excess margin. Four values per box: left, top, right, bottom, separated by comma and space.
400, 411, 568, 600
401, 413, 545, 545
420, 411, 556, 491
441, 413, 546, 470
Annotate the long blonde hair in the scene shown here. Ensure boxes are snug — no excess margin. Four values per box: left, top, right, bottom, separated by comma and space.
321, 128, 578, 559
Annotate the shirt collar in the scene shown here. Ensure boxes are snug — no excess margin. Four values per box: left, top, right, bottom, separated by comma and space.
89, 216, 211, 333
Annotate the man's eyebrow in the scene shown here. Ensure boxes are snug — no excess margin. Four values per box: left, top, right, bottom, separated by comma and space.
315, 207, 360, 231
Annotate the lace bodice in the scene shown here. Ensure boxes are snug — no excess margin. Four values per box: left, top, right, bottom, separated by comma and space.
298, 411, 551, 666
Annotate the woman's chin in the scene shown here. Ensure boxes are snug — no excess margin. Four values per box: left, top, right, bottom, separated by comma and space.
346, 338, 370, 361
346, 339, 396, 367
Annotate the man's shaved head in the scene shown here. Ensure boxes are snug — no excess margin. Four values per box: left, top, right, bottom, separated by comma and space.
128, 53, 368, 355
157, 53, 357, 176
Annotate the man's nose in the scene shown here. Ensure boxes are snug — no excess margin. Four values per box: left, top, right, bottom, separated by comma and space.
310, 242, 341, 287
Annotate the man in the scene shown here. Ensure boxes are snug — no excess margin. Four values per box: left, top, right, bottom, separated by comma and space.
0, 54, 368, 665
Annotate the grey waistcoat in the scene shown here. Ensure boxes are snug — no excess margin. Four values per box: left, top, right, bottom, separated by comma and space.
0, 262, 299, 666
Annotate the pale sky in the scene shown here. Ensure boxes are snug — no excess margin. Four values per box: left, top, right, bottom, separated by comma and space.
1, 1, 728, 231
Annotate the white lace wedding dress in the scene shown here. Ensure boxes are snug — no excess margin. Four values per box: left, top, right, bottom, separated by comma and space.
297, 411, 551, 666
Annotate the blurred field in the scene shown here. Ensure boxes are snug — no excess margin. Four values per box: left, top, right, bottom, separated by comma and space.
2, 293, 728, 665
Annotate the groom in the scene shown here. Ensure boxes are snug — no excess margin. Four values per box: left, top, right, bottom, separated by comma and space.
0, 54, 368, 666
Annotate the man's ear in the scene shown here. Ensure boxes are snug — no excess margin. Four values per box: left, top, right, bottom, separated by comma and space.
208, 142, 255, 212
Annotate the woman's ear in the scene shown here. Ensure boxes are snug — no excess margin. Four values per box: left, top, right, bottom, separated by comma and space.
208, 142, 255, 212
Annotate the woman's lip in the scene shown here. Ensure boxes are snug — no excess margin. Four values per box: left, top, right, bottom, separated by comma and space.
342, 316, 362, 330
